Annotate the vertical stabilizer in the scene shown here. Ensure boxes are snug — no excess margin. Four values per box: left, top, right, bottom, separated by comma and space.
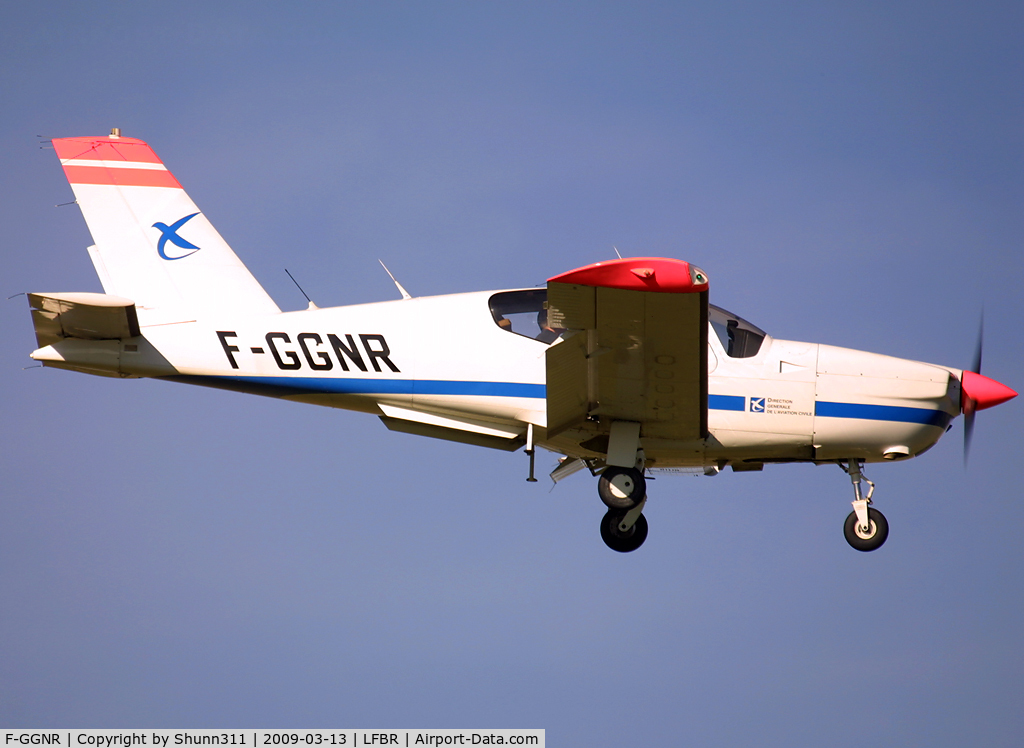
52, 133, 281, 322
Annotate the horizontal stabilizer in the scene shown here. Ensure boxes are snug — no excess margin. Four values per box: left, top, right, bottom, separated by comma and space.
28, 292, 140, 347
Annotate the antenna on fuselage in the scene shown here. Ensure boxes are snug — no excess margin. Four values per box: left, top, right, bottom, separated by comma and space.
284, 268, 319, 310
613, 246, 623, 259
378, 260, 413, 300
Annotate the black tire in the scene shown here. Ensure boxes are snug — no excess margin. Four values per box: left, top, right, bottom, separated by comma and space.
843, 507, 889, 552
600, 510, 649, 553
598, 466, 646, 510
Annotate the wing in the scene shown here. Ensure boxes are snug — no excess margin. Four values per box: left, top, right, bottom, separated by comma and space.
545, 258, 709, 449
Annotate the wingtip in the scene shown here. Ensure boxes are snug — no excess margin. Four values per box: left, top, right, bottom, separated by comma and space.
547, 257, 709, 293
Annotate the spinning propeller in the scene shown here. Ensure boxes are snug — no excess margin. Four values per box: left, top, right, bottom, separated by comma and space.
960, 316, 1017, 464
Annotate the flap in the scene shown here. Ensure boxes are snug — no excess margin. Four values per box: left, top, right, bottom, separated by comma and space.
28, 292, 140, 347
378, 404, 527, 452
377, 403, 526, 439
545, 258, 709, 442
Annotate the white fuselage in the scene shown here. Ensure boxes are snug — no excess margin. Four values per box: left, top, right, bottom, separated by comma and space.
33, 288, 962, 469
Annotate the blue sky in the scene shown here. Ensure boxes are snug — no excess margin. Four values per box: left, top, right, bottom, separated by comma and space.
1, 2, 1022, 744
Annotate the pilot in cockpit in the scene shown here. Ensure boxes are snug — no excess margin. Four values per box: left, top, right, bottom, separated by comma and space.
535, 310, 564, 344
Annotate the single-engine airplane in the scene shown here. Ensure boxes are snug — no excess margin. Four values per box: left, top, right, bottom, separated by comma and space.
27, 130, 1017, 553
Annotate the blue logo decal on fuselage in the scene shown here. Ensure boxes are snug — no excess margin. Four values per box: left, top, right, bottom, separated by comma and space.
153, 212, 201, 260
750, 397, 765, 413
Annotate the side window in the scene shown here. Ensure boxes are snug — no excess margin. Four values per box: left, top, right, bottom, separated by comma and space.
709, 304, 767, 358
489, 289, 563, 344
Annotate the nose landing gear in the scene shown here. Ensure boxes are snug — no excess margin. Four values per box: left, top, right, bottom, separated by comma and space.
841, 460, 888, 552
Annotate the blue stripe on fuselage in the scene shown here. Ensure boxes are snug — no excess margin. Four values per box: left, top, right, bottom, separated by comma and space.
170, 377, 950, 427
707, 394, 950, 427
814, 401, 951, 428
708, 394, 746, 411
168, 375, 546, 399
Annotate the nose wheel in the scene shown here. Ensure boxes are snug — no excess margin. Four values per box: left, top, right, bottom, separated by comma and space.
843, 507, 889, 552
840, 460, 888, 552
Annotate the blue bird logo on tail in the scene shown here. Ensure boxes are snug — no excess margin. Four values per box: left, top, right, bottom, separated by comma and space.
153, 212, 201, 260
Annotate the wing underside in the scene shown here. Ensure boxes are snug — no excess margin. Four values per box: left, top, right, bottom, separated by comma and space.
545, 259, 708, 447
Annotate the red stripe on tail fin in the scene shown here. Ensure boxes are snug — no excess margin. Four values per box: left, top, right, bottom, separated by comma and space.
62, 165, 182, 188
53, 136, 164, 164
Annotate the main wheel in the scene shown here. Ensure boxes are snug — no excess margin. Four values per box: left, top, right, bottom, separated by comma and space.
598, 466, 646, 510
843, 507, 889, 552
600, 510, 649, 553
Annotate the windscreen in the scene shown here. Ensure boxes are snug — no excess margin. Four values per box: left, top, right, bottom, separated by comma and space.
489, 289, 563, 344
709, 304, 767, 358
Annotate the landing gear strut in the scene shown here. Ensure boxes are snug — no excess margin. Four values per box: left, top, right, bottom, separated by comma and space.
841, 460, 888, 552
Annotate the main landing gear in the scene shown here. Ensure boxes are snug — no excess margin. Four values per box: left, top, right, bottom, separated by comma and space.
841, 460, 888, 552
598, 466, 646, 510
598, 467, 649, 553
598, 464, 649, 552
597, 422, 650, 552
601, 504, 648, 553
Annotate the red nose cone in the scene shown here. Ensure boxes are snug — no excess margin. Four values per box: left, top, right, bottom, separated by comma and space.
961, 370, 1017, 412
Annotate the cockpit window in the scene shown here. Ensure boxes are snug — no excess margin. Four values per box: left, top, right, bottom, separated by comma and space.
709, 304, 767, 358
489, 289, 563, 344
